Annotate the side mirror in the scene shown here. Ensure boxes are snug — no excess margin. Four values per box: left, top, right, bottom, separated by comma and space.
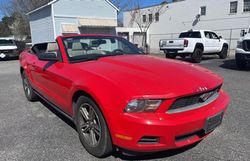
240, 30, 246, 37
219, 36, 222, 39
38, 52, 58, 61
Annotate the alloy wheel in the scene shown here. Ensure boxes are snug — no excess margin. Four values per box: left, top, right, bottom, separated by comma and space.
23, 76, 30, 97
79, 103, 101, 147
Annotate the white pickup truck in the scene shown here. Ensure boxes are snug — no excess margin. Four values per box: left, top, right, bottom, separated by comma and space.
235, 29, 250, 69
0, 37, 20, 59
159, 30, 229, 63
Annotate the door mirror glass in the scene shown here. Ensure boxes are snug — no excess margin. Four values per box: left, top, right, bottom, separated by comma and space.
38, 52, 59, 61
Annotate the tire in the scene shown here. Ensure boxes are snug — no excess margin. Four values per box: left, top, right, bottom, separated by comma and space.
21, 72, 38, 102
191, 48, 203, 63
236, 54, 247, 70
219, 46, 228, 59
75, 96, 113, 158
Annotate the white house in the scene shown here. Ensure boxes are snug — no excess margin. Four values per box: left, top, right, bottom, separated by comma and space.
27, 0, 119, 44
122, 0, 250, 52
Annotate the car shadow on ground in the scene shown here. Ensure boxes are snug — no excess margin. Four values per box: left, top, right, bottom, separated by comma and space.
112, 142, 201, 160
0, 57, 19, 61
219, 59, 250, 71
175, 55, 219, 63
37, 97, 202, 160
38, 98, 76, 130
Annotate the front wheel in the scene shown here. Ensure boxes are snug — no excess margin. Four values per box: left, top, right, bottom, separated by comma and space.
219, 46, 228, 59
191, 48, 203, 63
75, 96, 113, 158
21, 72, 37, 102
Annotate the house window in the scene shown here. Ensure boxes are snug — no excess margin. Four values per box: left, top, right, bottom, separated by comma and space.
143, 15, 147, 23
230, 1, 238, 14
244, 0, 250, 12
200, 6, 206, 16
155, 12, 159, 22
149, 14, 153, 22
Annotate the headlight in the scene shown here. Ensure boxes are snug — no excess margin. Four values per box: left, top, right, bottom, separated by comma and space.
237, 41, 243, 49
124, 99, 162, 113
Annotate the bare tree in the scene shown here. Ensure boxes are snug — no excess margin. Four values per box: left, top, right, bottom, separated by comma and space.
0, 0, 51, 39
1, 0, 51, 15
127, 0, 168, 49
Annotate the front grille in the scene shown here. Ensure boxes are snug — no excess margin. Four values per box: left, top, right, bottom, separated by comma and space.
0, 50, 15, 54
167, 86, 221, 114
175, 130, 205, 142
243, 40, 250, 51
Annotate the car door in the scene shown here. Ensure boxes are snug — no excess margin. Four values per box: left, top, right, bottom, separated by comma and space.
204, 31, 214, 53
29, 43, 48, 90
210, 32, 221, 52
31, 42, 73, 114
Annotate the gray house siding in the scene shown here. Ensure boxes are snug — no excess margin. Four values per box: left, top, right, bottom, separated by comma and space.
29, 0, 118, 43
53, 0, 117, 19
29, 6, 55, 44
52, 0, 118, 36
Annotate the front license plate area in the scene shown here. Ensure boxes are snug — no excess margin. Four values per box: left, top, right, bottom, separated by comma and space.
204, 112, 224, 134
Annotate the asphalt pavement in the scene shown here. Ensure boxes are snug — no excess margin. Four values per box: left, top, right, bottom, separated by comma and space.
0, 55, 249, 161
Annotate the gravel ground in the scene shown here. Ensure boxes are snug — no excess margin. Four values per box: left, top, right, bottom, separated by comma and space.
0, 56, 249, 161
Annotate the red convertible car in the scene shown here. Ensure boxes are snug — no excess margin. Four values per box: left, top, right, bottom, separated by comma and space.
19, 35, 229, 158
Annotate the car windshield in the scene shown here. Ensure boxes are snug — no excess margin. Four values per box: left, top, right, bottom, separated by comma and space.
179, 32, 201, 38
0, 39, 15, 46
63, 36, 144, 63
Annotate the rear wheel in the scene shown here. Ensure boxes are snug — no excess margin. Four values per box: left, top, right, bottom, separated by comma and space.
219, 46, 228, 59
191, 48, 203, 63
75, 96, 113, 158
21, 72, 37, 102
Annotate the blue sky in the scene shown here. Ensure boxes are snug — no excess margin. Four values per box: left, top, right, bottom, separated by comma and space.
0, 0, 172, 20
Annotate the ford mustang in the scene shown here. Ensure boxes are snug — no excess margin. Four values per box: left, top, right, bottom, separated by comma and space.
19, 34, 229, 158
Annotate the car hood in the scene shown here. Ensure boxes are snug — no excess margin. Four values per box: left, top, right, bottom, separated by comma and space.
73, 55, 223, 98
0, 45, 17, 50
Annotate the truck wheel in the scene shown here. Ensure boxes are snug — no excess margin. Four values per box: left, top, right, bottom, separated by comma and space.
236, 54, 247, 70
75, 96, 113, 158
219, 46, 228, 59
191, 48, 203, 63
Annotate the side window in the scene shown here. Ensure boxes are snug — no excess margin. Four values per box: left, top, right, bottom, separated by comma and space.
46, 42, 60, 56
210, 32, 219, 39
31, 42, 62, 60
31, 43, 48, 55
204, 32, 211, 39
47, 42, 63, 61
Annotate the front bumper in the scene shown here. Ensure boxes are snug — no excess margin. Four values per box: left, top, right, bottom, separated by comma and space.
0, 51, 19, 59
236, 48, 250, 61
109, 90, 229, 152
